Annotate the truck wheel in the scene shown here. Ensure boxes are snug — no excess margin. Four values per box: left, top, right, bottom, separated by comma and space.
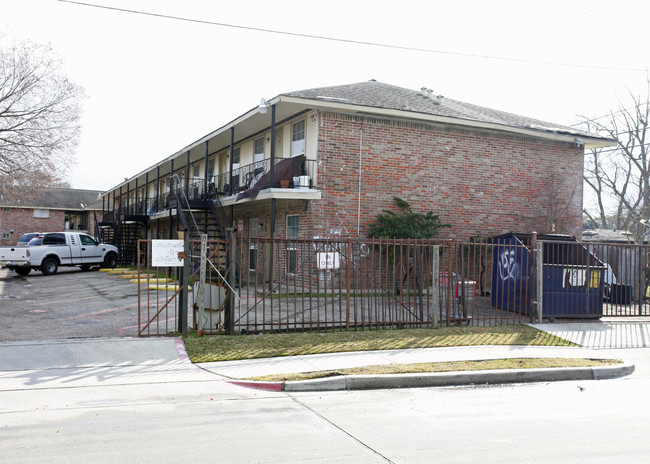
41, 257, 59, 275
103, 253, 117, 269
15, 268, 31, 276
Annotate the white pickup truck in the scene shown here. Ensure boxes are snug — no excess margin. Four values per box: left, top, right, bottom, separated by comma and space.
0, 232, 119, 276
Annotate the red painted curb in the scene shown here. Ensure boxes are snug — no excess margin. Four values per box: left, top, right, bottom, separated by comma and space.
174, 337, 192, 363
228, 380, 284, 391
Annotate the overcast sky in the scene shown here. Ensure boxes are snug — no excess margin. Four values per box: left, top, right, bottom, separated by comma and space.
3, 0, 649, 191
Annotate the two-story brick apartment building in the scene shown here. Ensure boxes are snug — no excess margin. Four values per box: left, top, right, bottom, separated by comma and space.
99, 80, 614, 263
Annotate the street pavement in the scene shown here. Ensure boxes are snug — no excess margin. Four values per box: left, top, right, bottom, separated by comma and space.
0, 321, 645, 394
1, 322, 649, 463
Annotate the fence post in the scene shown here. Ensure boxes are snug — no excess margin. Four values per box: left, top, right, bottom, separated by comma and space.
178, 231, 189, 335
346, 238, 351, 331
536, 240, 544, 323
197, 234, 207, 334
225, 228, 236, 335
432, 245, 440, 328
529, 232, 537, 323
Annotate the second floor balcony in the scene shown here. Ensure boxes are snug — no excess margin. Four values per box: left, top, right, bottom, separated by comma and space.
104, 156, 320, 222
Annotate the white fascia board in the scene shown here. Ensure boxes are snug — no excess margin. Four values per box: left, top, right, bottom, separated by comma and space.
277, 96, 616, 149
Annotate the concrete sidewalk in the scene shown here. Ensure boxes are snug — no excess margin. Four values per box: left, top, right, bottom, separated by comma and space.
1, 322, 644, 393
0, 337, 219, 392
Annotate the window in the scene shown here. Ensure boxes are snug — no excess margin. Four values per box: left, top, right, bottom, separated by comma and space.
80, 234, 97, 246
3, 207, 9, 213
192, 163, 200, 179
291, 120, 305, 157
42, 233, 66, 245
207, 158, 215, 180
1, 233, 9, 240
286, 215, 299, 273
253, 137, 265, 171
33, 209, 50, 218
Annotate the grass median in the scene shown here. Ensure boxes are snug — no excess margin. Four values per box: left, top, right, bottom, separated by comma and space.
184, 325, 577, 363
183, 326, 620, 381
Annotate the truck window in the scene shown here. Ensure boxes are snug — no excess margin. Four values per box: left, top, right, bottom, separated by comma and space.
42, 233, 66, 245
80, 234, 97, 246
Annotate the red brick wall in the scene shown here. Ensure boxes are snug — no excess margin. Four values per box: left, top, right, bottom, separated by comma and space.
0, 208, 65, 246
311, 112, 583, 240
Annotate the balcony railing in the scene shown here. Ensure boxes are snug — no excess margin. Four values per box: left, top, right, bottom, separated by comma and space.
103, 157, 317, 221
216, 157, 316, 196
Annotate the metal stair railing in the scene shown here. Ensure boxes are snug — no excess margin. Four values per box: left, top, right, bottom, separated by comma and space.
207, 182, 229, 239
169, 174, 202, 238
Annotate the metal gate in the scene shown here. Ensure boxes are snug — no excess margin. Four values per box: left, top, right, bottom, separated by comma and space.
136, 236, 233, 336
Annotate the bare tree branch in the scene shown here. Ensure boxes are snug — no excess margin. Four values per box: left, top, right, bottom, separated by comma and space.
0, 34, 84, 202
580, 77, 650, 242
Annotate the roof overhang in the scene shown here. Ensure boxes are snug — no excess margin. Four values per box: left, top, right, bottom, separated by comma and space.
105, 94, 615, 194
279, 95, 617, 150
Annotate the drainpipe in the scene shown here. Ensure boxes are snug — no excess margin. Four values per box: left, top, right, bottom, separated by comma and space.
357, 126, 363, 236
229, 127, 235, 224
270, 105, 276, 238
269, 105, 276, 294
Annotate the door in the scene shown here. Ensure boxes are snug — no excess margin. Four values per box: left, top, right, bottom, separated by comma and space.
79, 233, 103, 263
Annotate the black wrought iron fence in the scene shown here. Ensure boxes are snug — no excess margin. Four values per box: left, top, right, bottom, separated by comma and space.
135, 234, 650, 337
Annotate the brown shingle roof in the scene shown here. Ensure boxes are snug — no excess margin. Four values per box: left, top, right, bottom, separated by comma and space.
282, 80, 611, 141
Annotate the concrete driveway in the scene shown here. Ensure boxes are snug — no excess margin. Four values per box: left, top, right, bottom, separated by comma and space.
532, 319, 650, 348
0, 268, 143, 341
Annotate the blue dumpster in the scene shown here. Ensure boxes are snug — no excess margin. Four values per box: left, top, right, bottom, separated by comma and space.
492, 233, 605, 319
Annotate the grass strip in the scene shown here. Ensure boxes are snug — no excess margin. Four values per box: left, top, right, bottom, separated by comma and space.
184, 325, 576, 363
247, 358, 620, 382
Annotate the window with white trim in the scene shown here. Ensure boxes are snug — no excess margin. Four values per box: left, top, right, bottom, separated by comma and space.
291, 120, 305, 157
33, 209, 50, 218
253, 137, 265, 170
232, 147, 241, 187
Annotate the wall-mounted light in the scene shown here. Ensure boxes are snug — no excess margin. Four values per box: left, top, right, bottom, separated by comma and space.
259, 98, 269, 114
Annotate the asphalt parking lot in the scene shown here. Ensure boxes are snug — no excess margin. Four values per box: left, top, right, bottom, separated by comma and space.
0, 267, 143, 341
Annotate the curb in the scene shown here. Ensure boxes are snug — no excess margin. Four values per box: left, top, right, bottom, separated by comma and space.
228, 361, 635, 392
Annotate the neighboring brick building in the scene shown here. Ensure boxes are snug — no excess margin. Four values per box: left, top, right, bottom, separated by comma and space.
100, 81, 614, 254
0, 189, 102, 246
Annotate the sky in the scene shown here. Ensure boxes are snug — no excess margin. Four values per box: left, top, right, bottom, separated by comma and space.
2, 0, 649, 192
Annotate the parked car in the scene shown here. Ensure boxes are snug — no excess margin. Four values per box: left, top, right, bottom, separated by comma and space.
0, 232, 119, 276
16, 232, 44, 246
27, 236, 44, 247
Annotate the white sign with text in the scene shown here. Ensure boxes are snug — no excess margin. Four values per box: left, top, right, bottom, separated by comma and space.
151, 240, 185, 267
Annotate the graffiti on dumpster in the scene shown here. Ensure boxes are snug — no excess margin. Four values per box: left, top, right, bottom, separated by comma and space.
498, 249, 519, 281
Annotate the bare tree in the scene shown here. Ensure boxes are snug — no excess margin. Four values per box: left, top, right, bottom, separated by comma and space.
537, 168, 579, 234
0, 35, 84, 203
581, 84, 650, 243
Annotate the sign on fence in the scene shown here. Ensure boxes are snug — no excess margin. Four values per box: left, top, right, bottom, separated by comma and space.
317, 252, 340, 270
151, 240, 185, 267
